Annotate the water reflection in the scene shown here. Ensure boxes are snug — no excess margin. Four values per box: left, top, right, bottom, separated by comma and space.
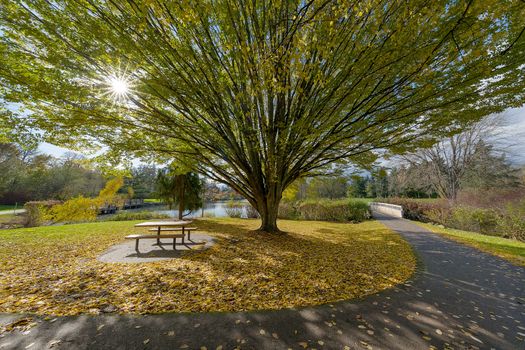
121, 201, 247, 218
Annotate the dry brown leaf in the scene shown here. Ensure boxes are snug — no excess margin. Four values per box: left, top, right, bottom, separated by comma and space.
0, 219, 415, 315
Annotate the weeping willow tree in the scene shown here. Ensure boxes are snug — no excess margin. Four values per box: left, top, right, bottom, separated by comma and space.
156, 169, 203, 220
1, 1, 524, 232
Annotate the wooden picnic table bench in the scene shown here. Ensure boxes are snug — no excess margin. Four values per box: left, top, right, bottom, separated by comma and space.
147, 227, 198, 239
128, 220, 205, 253
125, 233, 185, 252
134, 220, 193, 245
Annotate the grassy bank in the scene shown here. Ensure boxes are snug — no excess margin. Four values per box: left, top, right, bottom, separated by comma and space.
0, 218, 415, 315
0, 204, 18, 211
415, 222, 525, 266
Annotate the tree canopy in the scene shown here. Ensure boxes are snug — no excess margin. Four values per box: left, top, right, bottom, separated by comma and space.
1, 0, 524, 231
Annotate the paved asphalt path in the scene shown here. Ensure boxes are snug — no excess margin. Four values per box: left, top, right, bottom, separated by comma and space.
1, 214, 524, 349
0, 209, 24, 216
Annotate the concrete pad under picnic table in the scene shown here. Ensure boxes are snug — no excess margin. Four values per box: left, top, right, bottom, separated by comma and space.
97, 232, 215, 263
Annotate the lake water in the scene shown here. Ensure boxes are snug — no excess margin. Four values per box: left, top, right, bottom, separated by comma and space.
121, 201, 247, 218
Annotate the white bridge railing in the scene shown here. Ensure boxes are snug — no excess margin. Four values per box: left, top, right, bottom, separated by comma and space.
369, 202, 403, 218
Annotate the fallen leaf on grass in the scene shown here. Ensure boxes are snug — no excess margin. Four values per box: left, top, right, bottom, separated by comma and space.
48, 339, 61, 348
2, 317, 37, 334
0, 219, 415, 315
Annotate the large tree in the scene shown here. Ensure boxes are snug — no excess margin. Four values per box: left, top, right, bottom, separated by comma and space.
1, 1, 524, 232
400, 117, 518, 200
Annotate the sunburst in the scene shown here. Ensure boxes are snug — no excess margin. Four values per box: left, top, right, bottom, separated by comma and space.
94, 65, 136, 105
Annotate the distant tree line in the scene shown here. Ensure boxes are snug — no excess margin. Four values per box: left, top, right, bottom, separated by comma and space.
0, 143, 159, 204
282, 176, 350, 202
0, 144, 105, 204
121, 165, 158, 199
348, 142, 522, 201
285, 119, 524, 203
0, 143, 259, 207
204, 182, 246, 202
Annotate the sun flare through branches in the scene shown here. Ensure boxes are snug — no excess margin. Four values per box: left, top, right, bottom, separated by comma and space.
94, 66, 136, 105
104, 73, 133, 103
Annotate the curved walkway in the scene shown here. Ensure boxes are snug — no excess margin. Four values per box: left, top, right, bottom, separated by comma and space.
1, 215, 524, 349
0, 209, 24, 216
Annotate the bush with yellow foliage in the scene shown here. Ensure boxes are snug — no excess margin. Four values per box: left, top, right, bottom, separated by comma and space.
41, 177, 124, 224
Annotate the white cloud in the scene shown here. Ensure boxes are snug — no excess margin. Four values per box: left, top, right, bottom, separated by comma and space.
38, 142, 69, 157
497, 107, 525, 165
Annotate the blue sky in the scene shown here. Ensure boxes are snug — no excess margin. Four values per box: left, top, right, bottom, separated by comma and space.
498, 107, 525, 164
39, 107, 525, 165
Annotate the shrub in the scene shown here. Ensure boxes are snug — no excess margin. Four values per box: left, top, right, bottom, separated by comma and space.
498, 200, 525, 241
278, 201, 298, 219
298, 201, 321, 220
423, 206, 452, 226
244, 205, 260, 218
457, 188, 525, 210
23, 200, 62, 227
383, 199, 417, 220
383, 197, 525, 242
22, 177, 125, 227
103, 211, 171, 221
382, 198, 448, 222
225, 201, 243, 218
449, 206, 500, 235
296, 199, 370, 222
347, 200, 372, 222
44, 196, 99, 223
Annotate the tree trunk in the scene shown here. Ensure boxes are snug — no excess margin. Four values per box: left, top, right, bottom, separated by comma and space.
177, 175, 185, 220
255, 184, 283, 233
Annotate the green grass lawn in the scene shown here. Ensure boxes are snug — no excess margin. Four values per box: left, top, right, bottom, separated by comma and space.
0, 214, 16, 224
404, 198, 440, 203
347, 197, 374, 203
143, 198, 163, 203
0, 204, 18, 211
348, 197, 440, 204
0, 213, 25, 227
0, 218, 415, 315
415, 222, 525, 266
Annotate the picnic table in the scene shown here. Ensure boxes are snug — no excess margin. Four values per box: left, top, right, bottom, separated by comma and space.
126, 220, 205, 253
134, 220, 194, 245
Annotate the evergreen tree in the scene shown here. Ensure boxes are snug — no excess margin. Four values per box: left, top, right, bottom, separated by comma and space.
156, 169, 203, 219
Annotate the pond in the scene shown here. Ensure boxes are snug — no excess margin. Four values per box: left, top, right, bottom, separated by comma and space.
117, 201, 248, 219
